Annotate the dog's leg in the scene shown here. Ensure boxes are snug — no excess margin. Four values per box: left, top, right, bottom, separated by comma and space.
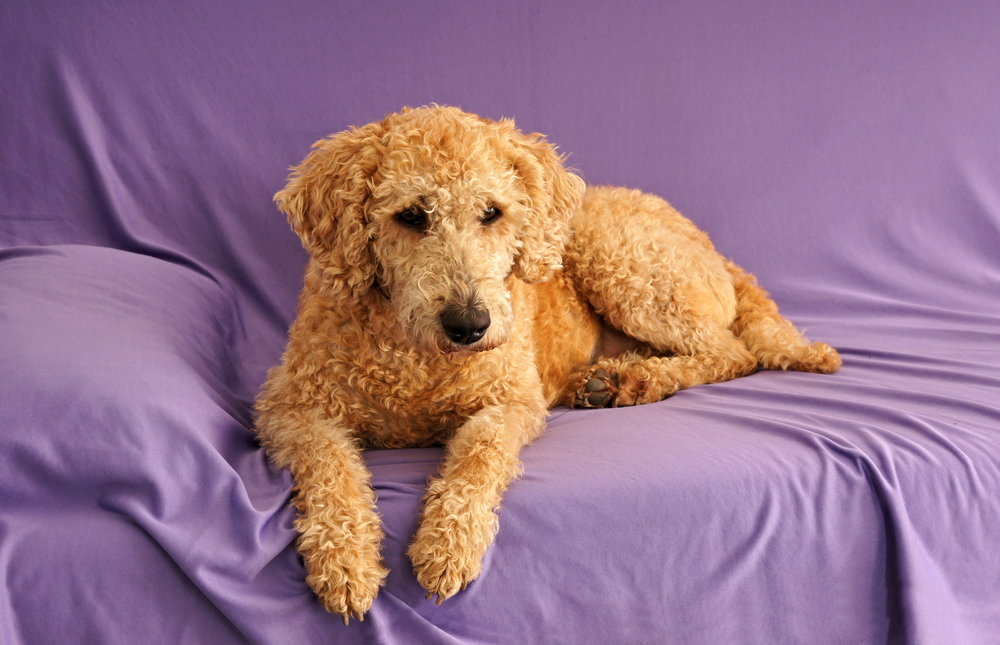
564, 186, 839, 409
725, 260, 842, 373
256, 409, 387, 623
569, 269, 839, 408
571, 323, 759, 408
407, 395, 546, 603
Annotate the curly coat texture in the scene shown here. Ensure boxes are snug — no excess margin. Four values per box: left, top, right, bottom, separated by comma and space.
254, 105, 841, 622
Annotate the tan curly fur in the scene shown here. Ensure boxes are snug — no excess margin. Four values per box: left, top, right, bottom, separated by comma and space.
254, 105, 841, 623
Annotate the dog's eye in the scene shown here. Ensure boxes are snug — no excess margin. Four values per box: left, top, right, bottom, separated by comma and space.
481, 206, 503, 225
395, 206, 428, 231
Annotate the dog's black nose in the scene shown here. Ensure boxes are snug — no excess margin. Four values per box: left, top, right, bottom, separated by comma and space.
440, 305, 491, 345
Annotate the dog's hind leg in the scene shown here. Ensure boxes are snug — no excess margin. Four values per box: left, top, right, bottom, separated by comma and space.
564, 187, 752, 407
569, 322, 759, 408
567, 269, 840, 408
563, 186, 839, 409
725, 260, 841, 374
566, 186, 741, 354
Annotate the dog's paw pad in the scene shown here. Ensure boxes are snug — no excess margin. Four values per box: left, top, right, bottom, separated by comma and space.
584, 371, 610, 392
576, 369, 619, 408
585, 391, 612, 407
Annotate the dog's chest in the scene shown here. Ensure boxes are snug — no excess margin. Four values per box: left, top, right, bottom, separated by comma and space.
333, 341, 516, 449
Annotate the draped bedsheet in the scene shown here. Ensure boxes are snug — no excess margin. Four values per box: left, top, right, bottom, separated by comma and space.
2, 2, 999, 644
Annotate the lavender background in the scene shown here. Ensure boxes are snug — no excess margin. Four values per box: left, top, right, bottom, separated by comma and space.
2, 1, 999, 644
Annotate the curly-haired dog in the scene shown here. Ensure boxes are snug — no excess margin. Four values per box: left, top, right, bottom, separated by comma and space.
254, 105, 841, 622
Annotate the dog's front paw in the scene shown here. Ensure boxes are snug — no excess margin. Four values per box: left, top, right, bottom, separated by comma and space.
297, 509, 388, 623
305, 545, 387, 624
408, 525, 484, 603
407, 484, 498, 603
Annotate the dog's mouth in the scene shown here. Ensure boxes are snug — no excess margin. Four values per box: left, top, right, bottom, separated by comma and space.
438, 331, 507, 356
442, 344, 491, 356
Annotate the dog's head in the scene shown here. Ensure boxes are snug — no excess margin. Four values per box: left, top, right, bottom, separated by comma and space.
275, 105, 585, 354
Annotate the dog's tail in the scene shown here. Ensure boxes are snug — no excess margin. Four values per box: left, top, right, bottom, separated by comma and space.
726, 261, 842, 373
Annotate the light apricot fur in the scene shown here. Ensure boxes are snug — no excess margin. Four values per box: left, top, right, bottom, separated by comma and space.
254, 105, 841, 623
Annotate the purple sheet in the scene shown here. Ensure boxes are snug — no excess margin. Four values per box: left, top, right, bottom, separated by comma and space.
2, 1, 999, 644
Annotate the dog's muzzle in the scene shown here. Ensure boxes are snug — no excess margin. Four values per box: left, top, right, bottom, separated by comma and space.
440, 304, 491, 346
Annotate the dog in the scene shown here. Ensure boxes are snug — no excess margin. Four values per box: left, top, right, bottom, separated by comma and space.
254, 105, 841, 623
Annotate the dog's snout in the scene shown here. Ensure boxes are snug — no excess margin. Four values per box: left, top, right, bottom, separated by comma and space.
440, 305, 491, 346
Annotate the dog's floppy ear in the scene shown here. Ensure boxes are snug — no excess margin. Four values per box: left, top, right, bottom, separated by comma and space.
504, 123, 586, 283
274, 120, 385, 298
